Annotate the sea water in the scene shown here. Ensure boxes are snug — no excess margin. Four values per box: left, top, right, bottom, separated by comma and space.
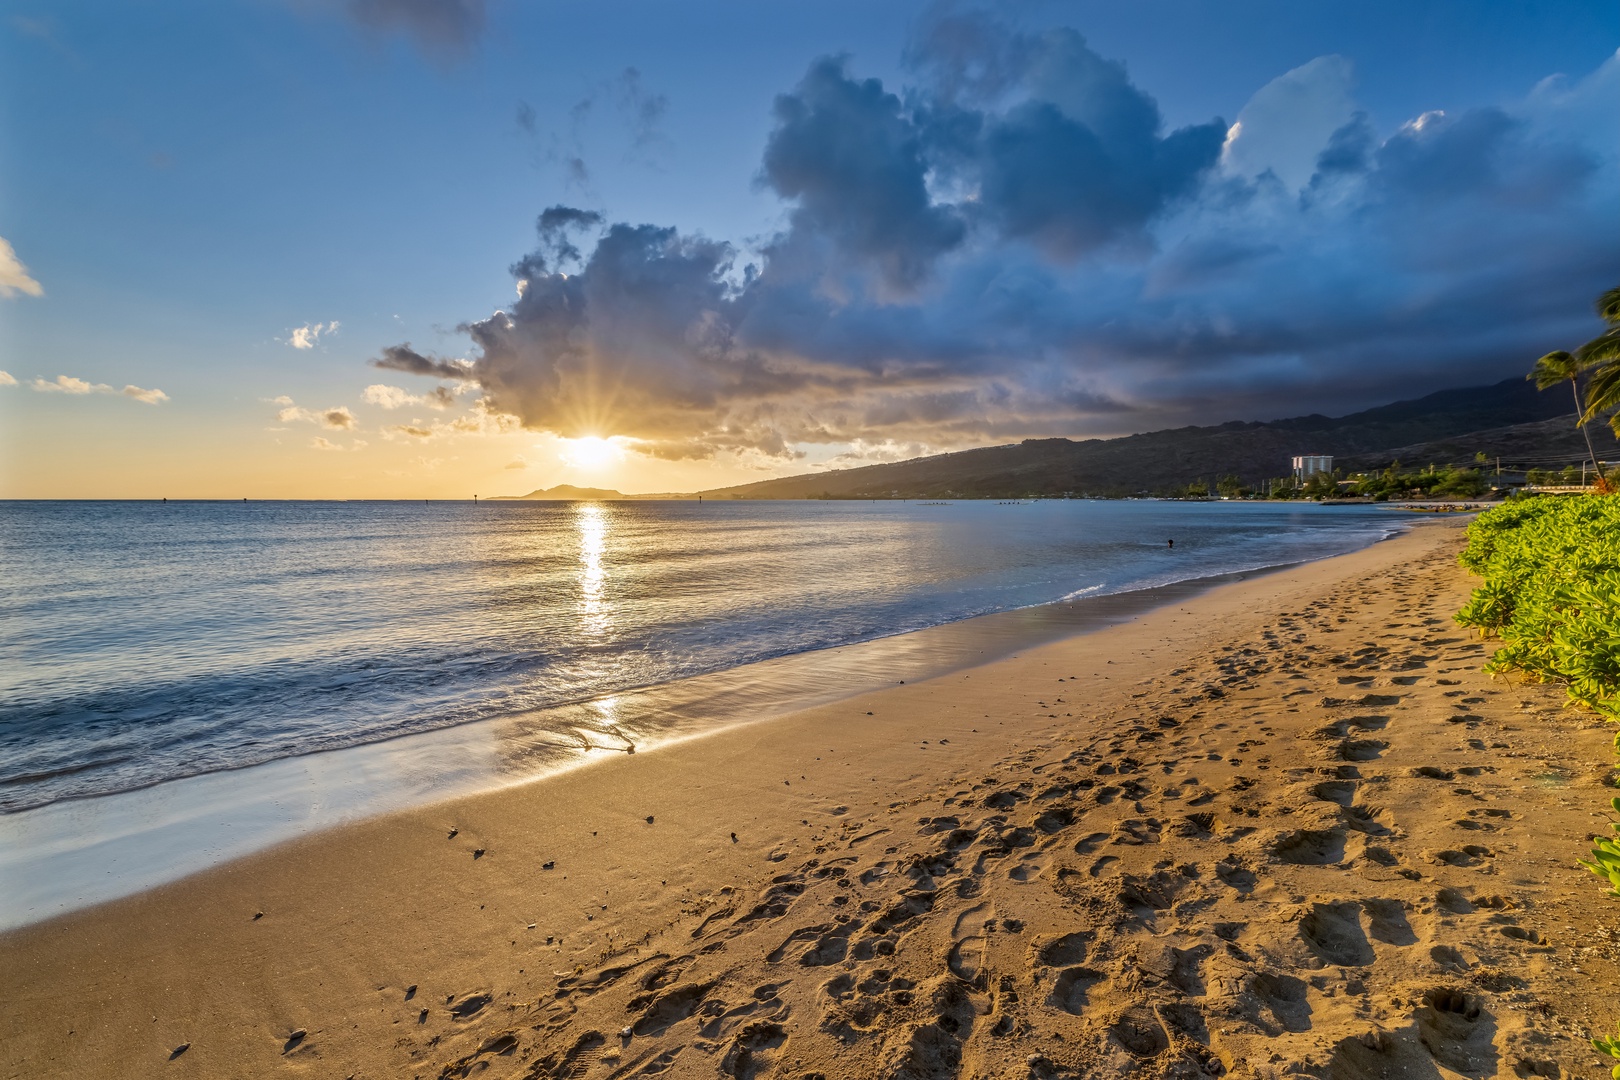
1, 499, 1399, 814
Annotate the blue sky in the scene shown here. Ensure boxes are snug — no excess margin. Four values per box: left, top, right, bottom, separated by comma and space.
2, 0, 1616, 496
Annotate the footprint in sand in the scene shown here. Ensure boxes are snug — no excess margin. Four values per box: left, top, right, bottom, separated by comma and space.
947, 903, 992, 984
1248, 971, 1313, 1034
1108, 1004, 1171, 1058
1363, 898, 1417, 945
1311, 779, 1357, 806
720, 1021, 787, 1079
1427, 845, 1493, 868
533, 1030, 606, 1079
1271, 827, 1347, 865
1416, 987, 1497, 1075
1047, 966, 1107, 1015
1298, 901, 1375, 966
1338, 738, 1389, 762
631, 981, 716, 1037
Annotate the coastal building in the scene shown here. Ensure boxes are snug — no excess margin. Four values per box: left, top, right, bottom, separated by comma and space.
1292, 454, 1334, 481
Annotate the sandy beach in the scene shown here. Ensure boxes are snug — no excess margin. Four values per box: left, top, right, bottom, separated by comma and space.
5, 518, 1618, 1079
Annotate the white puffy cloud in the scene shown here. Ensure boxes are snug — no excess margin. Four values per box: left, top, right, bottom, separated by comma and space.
362, 383, 455, 409
1220, 55, 1358, 192
0, 236, 43, 299
382, 399, 519, 441
285, 321, 340, 349
33, 375, 100, 394
275, 400, 357, 428
0, 370, 16, 386
310, 436, 344, 451
29, 374, 168, 403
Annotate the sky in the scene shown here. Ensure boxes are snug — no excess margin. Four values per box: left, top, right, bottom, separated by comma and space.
1, 0, 1616, 498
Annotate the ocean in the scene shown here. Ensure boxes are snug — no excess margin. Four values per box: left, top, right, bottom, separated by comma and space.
1, 498, 1400, 813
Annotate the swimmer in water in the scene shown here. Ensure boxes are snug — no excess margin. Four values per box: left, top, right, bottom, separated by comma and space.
1168, 539, 1174, 548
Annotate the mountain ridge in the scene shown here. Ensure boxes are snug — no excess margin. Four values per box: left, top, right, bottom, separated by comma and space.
693, 378, 1611, 499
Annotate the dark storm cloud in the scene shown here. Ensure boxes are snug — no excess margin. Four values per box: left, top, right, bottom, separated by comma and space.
1371, 107, 1596, 207
1313, 112, 1376, 178
510, 206, 606, 276
370, 343, 473, 379
761, 58, 965, 292
373, 14, 1620, 458
345, 0, 483, 60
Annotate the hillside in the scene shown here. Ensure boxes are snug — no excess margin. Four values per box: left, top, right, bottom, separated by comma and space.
697, 378, 1613, 499
489, 485, 626, 500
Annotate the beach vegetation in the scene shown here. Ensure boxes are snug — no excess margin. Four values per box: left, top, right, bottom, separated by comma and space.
1454, 493, 1620, 1011
1596, 1017, 1620, 1078
1455, 495, 1620, 716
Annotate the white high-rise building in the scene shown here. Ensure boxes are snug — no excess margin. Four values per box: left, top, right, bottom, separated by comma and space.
1292, 455, 1334, 482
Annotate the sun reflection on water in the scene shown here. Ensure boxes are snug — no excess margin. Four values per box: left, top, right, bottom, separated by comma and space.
576, 502, 610, 636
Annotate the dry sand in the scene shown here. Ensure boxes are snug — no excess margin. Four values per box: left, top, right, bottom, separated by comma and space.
5, 519, 1620, 1079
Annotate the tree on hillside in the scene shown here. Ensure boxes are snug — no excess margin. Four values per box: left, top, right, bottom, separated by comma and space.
1529, 284, 1618, 484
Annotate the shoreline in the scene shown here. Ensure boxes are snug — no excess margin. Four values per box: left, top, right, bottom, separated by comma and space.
7, 518, 1617, 1078
0, 526, 1402, 931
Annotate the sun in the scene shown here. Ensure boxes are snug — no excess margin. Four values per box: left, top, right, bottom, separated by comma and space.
559, 436, 622, 471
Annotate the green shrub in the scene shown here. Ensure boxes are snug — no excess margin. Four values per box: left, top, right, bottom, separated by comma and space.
1454, 495, 1620, 719
1596, 1017, 1620, 1078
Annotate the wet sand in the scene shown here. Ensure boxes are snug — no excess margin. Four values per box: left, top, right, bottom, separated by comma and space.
4, 519, 1618, 1078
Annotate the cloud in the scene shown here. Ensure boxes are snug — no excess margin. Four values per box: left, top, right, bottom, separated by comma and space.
365, 15, 1620, 458
1221, 56, 1358, 192
275, 400, 357, 428
503, 456, 527, 469
370, 343, 475, 379
762, 58, 965, 291
616, 68, 671, 161
344, 0, 483, 62
310, 436, 344, 451
0, 370, 15, 386
362, 383, 455, 409
0, 236, 44, 298
381, 400, 519, 441
285, 320, 339, 349
29, 374, 169, 403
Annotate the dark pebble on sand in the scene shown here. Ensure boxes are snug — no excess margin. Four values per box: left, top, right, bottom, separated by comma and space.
473, 848, 485, 858
542, 860, 555, 869
646, 815, 654, 823
169, 1043, 190, 1059
730, 832, 738, 842
447, 828, 457, 839
252, 911, 263, 920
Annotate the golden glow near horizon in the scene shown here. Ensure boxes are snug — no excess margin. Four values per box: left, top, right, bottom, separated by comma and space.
0, 397, 824, 499
558, 436, 623, 472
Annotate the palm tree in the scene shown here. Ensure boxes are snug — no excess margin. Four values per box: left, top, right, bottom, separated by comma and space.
1577, 284, 1620, 436
1527, 284, 1620, 489
1528, 347, 1601, 479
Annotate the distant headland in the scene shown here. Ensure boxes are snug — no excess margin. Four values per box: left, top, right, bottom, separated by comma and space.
487, 485, 627, 501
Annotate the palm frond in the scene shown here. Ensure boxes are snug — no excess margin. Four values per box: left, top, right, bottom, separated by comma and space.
1576, 328, 1620, 367
1598, 285, 1620, 325
1528, 349, 1579, 389
1582, 357, 1620, 423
